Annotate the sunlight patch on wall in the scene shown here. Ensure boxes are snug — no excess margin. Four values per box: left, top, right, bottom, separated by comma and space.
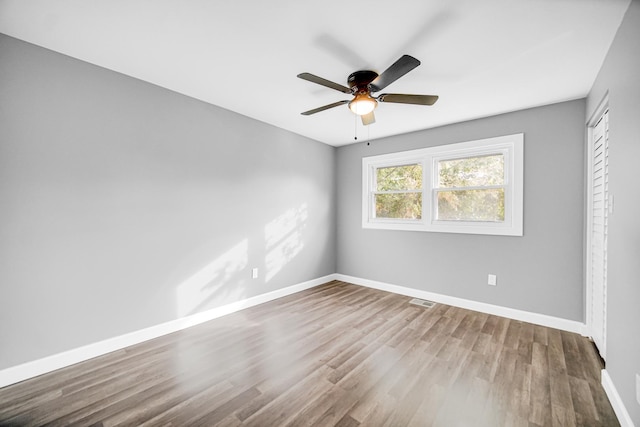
176, 239, 248, 317
264, 204, 307, 282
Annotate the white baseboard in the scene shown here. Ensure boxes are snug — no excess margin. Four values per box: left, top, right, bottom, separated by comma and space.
0, 273, 590, 390
602, 369, 636, 427
0, 274, 336, 389
335, 274, 587, 335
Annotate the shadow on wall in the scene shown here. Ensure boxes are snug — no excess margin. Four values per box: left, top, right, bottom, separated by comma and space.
176, 239, 250, 317
264, 204, 307, 282
175, 203, 308, 317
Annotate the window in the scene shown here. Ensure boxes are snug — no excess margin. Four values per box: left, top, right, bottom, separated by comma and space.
362, 134, 523, 236
374, 164, 422, 220
434, 153, 505, 222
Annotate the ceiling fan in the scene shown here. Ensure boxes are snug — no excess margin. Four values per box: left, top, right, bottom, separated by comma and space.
297, 55, 438, 126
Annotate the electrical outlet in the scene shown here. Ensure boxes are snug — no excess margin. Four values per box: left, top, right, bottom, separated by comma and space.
488, 274, 497, 286
252, 268, 258, 279
636, 373, 640, 405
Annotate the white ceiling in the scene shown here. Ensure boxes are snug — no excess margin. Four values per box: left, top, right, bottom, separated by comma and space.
0, 0, 630, 146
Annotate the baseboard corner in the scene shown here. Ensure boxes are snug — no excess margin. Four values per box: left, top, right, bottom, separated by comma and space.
601, 369, 636, 427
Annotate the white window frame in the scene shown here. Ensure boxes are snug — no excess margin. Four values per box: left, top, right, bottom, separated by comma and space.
362, 133, 524, 236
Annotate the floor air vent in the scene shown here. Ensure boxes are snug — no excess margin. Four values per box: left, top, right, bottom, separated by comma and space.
409, 298, 436, 308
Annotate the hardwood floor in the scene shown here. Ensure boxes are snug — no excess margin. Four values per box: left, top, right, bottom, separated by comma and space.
0, 281, 619, 426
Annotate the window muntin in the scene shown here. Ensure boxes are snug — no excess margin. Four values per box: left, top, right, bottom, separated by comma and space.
362, 134, 523, 236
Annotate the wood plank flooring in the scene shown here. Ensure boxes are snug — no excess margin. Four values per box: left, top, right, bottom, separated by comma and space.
0, 281, 619, 426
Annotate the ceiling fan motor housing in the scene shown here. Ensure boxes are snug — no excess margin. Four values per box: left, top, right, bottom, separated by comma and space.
347, 70, 378, 93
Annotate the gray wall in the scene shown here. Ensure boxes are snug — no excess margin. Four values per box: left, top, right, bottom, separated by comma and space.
4, 8, 638, 421
587, 0, 640, 423
336, 100, 586, 321
0, 35, 336, 369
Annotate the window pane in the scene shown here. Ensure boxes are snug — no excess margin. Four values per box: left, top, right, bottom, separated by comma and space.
375, 193, 422, 219
437, 189, 504, 221
376, 164, 422, 191
438, 154, 504, 188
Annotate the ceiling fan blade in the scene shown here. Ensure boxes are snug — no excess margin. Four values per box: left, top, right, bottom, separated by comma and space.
301, 100, 349, 115
361, 111, 376, 126
369, 55, 421, 92
377, 94, 439, 105
297, 73, 352, 94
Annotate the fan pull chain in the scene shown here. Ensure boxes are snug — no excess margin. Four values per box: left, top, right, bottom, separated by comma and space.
354, 114, 358, 141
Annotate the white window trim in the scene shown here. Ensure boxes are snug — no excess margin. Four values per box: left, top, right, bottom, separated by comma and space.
362, 133, 524, 236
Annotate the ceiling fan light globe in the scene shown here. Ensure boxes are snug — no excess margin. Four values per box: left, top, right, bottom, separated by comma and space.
348, 94, 377, 116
